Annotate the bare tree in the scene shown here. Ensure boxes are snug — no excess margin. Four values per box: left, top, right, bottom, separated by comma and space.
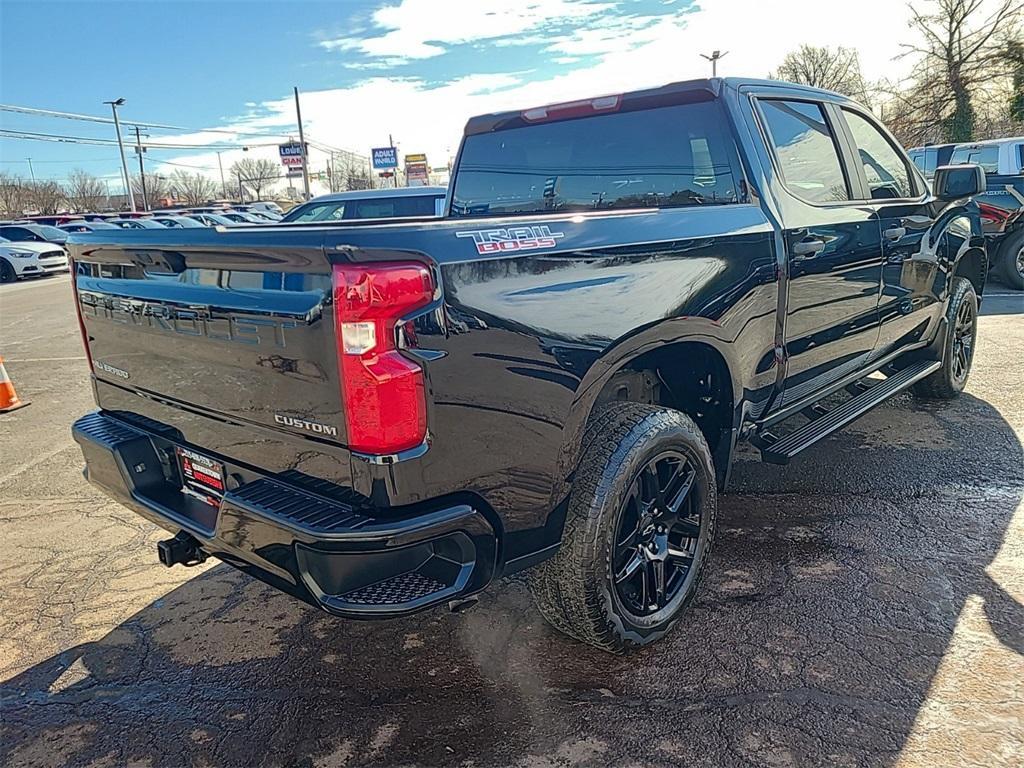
772, 45, 871, 103
168, 170, 217, 206
0, 173, 34, 218
230, 158, 280, 201
65, 169, 108, 212
130, 174, 172, 210
28, 181, 67, 215
900, 0, 1023, 142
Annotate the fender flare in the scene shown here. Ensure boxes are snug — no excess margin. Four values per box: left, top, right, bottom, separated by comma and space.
547, 317, 745, 511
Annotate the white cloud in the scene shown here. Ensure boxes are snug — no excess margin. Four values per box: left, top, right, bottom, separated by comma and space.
318, 0, 614, 60
168, 0, 922, 195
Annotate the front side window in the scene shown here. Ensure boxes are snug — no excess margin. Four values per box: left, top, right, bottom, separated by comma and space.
842, 109, 915, 199
1, 227, 39, 241
910, 148, 939, 180
759, 100, 849, 204
451, 99, 742, 217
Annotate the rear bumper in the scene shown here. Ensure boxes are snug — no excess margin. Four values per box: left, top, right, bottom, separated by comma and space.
72, 411, 498, 618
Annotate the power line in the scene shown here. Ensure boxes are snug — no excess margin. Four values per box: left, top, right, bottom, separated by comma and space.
0, 103, 294, 139
0, 157, 121, 164
146, 157, 221, 172
0, 128, 283, 151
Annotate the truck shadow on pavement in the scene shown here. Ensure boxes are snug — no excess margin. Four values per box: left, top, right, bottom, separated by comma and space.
2, 393, 1022, 767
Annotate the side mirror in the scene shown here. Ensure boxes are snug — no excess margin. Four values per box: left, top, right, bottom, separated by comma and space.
934, 164, 986, 201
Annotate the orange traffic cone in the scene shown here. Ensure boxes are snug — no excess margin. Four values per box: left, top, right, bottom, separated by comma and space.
0, 356, 29, 413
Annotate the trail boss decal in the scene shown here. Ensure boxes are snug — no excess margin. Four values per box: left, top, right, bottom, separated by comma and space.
456, 225, 565, 255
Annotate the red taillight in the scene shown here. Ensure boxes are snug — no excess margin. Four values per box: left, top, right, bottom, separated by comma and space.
521, 94, 621, 122
978, 202, 1010, 230
69, 258, 94, 371
332, 261, 434, 454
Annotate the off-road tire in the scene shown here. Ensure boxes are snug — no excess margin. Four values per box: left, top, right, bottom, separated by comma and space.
529, 403, 717, 653
996, 231, 1024, 291
913, 276, 978, 399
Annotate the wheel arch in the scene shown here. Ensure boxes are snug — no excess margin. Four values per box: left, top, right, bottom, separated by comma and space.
551, 319, 743, 512
952, 245, 988, 299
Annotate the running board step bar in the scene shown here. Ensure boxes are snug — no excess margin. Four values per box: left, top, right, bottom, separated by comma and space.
758, 360, 941, 465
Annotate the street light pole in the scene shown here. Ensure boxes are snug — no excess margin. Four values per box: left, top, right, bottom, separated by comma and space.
293, 86, 311, 201
104, 98, 136, 212
134, 126, 149, 211
700, 50, 728, 77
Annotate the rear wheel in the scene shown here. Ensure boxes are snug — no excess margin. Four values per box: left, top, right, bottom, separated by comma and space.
529, 403, 717, 653
0, 259, 15, 284
913, 276, 978, 399
996, 231, 1024, 290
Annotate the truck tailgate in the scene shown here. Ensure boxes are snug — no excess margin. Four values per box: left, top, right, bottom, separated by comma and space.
71, 230, 345, 444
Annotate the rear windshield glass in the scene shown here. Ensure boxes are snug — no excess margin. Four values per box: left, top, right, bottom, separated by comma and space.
950, 145, 999, 173
286, 195, 440, 222
451, 100, 742, 217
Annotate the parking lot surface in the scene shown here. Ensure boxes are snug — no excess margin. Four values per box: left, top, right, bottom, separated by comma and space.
1, 275, 1022, 768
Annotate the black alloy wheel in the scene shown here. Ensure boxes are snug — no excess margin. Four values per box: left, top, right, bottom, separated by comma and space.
529, 403, 717, 653
950, 294, 976, 387
913, 276, 978, 399
612, 450, 702, 617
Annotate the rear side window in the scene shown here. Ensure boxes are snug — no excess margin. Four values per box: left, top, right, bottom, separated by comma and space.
759, 100, 849, 203
451, 100, 742, 217
950, 145, 999, 173
289, 203, 345, 222
842, 109, 916, 199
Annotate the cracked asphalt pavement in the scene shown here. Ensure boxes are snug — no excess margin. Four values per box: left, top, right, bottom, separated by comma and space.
1, 275, 1022, 768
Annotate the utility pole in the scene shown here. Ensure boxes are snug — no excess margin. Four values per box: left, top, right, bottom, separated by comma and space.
26, 158, 36, 183
134, 126, 149, 211
104, 98, 136, 212
216, 151, 227, 199
293, 86, 311, 201
700, 50, 728, 77
389, 133, 398, 188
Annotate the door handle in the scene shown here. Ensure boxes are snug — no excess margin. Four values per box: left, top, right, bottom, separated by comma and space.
791, 238, 826, 258
884, 226, 906, 241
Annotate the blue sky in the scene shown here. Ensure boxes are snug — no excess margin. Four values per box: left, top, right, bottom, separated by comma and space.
0, 0, 916, 194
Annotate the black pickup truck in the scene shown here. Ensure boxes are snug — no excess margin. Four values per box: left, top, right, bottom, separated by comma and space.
69, 78, 987, 653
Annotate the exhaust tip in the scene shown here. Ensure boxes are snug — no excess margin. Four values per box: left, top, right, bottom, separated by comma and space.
447, 596, 479, 614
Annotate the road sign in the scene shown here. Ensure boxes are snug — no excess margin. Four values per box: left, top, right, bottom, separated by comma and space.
406, 164, 429, 186
372, 147, 398, 170
279, 142, 307, 167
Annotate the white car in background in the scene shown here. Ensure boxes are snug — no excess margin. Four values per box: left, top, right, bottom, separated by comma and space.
0, 236, 69, 283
